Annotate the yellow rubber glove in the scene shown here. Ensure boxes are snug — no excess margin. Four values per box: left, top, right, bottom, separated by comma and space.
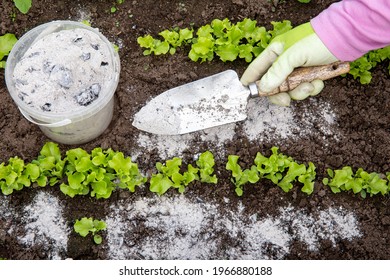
240, 22, 338, 106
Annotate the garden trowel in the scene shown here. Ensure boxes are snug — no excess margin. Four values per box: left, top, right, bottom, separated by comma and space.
132, 62, 350, 135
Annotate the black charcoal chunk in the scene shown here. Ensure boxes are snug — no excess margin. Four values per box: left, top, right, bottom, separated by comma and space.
28, 52, 40, 58
43, 60, 55, 74
18, 92, 28, 101
73, 37, 83, 43
41, 103, 52, 112
27, 66, 38, 73
80, 52, 91, 61
16, 79, 28, 86
74, 83, 101, 106
51, 65, 73, 88
100, 61, 109, 66
91, 44, 99, 50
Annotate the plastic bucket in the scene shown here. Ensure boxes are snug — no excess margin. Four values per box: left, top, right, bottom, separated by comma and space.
5, 21, 120, 145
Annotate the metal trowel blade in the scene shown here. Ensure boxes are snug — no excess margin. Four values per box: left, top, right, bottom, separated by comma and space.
132, 70, 250, 135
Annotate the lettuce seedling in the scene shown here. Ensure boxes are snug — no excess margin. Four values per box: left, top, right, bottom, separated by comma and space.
347, 46, 390, 84
323, 166, 389, 198
0, 157, 26, 195
150, 156, 203, 195
0, 142, 66, 195
13, 0, 32, 14
298, 162, 316, 195
254, 147, 316, 194
171, 164, 199, 193
226, 155, 259, 196
211, 18, 232, 38
0, 157, 46, 195
348, 56, 373, 84
196, 151, 218, 184
277, 161, 307, 192
268, 20, 293, 40
0, 33, 17, 68
74, 217, 106, 245
137, 35, 170, 55
255, 147, 292, 184
158, 28, 194, 55
61, 148, 114, 199
189, 36, 215, 62
236, 18, 261, 43
277, 161, 317, 195
238, 44, 254, 63
150, 157, 182, 195
60, 147, 145, 199
214, 25, 242, 62
159, 30, 180, 54
32, 142, 65, 186
107, 151, 146, 192
356, 168, 388, 197
60, 148, 93, 198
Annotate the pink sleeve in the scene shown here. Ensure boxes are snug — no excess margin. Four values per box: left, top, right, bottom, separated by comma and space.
310, 0, 390, 61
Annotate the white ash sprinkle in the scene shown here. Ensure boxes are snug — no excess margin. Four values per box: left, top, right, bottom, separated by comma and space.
106, 195, 361, 260
10, 192, 70, 259
134, 96, 340, 159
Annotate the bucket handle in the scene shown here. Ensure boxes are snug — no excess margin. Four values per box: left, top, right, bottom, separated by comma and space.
19, 108, 72, 128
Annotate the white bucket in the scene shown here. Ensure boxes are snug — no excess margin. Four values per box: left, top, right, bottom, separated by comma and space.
5, 21, 120, 145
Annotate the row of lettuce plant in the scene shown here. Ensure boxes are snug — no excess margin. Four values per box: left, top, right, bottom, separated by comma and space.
1, 142, 390, 199
137, 18, 292, 63
137, 17, 390, 84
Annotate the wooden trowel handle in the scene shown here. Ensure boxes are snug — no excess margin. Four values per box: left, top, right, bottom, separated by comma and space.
256, 61, 350, 96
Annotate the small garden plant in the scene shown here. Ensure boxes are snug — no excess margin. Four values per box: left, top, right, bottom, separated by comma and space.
74, 217, 107, 244
149, 151, 217, 195
60, 146, 146, 199
150, 157, 197, 195
227, 147, 316, 196
13, 0, 32, 14
347, 46, 390, 84
0, 33, 18, 68
323, 166, 389, 198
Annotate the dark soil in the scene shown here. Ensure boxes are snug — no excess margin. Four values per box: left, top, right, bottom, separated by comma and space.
1, 0, 389, 260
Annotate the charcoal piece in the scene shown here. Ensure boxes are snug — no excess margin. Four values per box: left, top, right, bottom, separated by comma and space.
80, 52, 91, 61
73, 37, 83, 43
91, 44, 99, 50
41, 103, 52, 112
90, 83, 101, 95
18, 92, 28, 101
101, 61, 109, 66
16, 79, 28, 86
43, 60, 55, 74
51, 65, 73, 88
27, 52, 40, 58
27, 66, 38, 73
74, 83, 101, 106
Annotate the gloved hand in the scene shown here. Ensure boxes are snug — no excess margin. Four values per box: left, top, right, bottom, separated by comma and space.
240, 22, 338, 106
